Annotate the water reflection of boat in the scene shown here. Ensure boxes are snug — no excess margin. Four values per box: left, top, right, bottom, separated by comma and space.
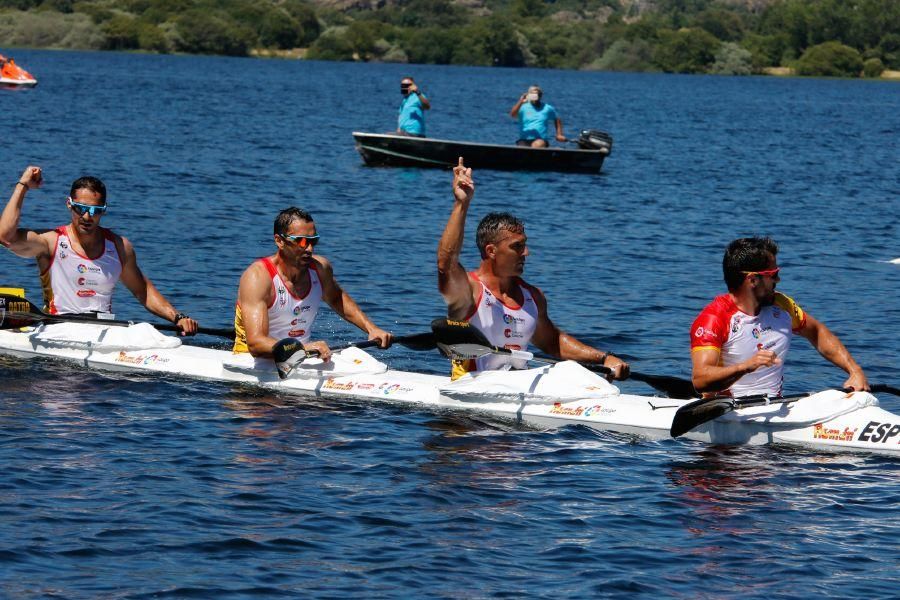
0, 54, 38, 88
352, 130, 612, 173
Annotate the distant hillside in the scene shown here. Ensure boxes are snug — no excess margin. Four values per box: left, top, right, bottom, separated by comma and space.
1, 0, 897, 76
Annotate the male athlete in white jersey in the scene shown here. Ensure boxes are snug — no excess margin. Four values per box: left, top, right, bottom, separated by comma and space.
0, 166, 199, 334
437, 158, 629, 380
690, 236, 868, 396
233, 207, 393, 361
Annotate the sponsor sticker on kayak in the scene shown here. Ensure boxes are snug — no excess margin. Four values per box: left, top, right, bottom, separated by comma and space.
115, 351, 171, 366
550, 403, 615, 418
812, 423, 857, 442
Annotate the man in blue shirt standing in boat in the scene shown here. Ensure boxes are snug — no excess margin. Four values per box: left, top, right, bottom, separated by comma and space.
397, 76, 430, 137
510, 85, 566, 147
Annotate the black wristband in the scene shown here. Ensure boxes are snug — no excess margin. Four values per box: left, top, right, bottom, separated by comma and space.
598, 352, 609, 365
173, 312, 189, 323
16, 182, 27, 190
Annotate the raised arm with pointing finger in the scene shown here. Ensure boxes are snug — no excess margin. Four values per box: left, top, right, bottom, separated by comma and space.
437, 158, 629, 380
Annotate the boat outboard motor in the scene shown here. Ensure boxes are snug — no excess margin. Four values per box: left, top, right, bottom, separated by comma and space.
576, 130, 613, 155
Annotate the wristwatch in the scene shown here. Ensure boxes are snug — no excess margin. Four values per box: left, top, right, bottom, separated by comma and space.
173, 312, 190, 323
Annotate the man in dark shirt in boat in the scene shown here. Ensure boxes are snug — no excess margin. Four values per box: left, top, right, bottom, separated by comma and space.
397, 77, 430, 137
0, 165, 199, 333
510, 85, 566, 148
232, 207, 393, 362
437, 158, 629, 380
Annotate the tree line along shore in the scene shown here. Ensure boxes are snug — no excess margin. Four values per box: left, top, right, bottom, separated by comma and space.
1, 0, 898, 78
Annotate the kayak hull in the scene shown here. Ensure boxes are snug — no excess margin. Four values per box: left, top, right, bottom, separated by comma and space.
1, 323, 897, 455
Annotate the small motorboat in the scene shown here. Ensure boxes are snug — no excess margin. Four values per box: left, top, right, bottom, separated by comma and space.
352, 129, 613, 173
0, 55, 38, 88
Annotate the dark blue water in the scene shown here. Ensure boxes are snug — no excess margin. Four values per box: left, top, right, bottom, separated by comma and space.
2, 50, 899, 597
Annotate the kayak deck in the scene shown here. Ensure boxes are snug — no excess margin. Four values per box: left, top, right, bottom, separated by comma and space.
0, 323, 897, 455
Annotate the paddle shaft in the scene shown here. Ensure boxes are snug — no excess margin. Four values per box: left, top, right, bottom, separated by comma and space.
302, 332, 436, 358
2, 306, 235, 339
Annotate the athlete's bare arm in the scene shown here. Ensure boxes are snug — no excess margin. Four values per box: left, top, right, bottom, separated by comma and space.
236, 261, 283, 357
0, 166, 52, 258
437, 158, 479, 320
690, 348, 780, 394
529, 288, 630, 380
116, 235, 199, 335
316, 256, 393, 349
797, 314, 868, 391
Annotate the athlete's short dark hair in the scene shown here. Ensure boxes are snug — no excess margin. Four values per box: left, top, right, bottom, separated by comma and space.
274, 207, 314, 237
476, 212, 525, 259
723, 237, 779, 291
70, 176, 107, 203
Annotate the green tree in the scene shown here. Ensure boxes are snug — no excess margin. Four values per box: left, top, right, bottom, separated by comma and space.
175, 11, 256, 56
710, 41, 752, 75
283, 0, 321, 45
102, 14, 141, 49
306, 28, 355, 60
862, 57, 884, 77
795, 41, 863, 77
591, 38, 655, 72
653, 27, 720, 73
259, 11, 300, 48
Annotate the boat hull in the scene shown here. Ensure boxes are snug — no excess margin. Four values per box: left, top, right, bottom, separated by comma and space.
0, 77, 37, 89
352, 132, 608, 173
1, 323, 897, 455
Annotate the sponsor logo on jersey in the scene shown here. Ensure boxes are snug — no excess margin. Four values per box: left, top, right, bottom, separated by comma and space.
502, 314, 524, 324
60, 241, 68, 249
77, 264, 88, 273
288, 329, 306, 338
293, 305, 301, 315
76, 289, 96, 298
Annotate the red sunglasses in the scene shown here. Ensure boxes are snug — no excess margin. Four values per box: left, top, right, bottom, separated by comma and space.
742, 267, 780, 278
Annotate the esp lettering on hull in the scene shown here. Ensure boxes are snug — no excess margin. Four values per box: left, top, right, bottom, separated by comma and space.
857, 421, 900, 444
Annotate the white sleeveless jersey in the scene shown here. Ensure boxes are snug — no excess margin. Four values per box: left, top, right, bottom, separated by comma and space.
452, 273, 539, 378
233, 257, 322, 353
40, 226, 122, 315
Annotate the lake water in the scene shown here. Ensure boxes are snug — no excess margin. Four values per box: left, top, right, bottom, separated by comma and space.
1, 49, 898, 597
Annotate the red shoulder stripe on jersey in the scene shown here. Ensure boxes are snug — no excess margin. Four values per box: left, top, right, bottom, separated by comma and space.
464, 272, 484, 321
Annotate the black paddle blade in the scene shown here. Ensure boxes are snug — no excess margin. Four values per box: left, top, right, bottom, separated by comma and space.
431, 318, 492, 347
0, 294, 44, 330
630, 372, 697, 399
396, 332, 437, 351
670, 396, 736, 438
272, 337, 307, 380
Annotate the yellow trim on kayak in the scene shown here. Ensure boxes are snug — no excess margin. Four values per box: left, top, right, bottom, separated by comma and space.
0, 287, 25, 298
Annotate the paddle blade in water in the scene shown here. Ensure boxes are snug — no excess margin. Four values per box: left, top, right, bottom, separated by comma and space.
670, 396, 735, 437
431, 318, 492, 347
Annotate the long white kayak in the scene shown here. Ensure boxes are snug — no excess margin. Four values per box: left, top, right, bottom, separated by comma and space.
1, 321, 899, 455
